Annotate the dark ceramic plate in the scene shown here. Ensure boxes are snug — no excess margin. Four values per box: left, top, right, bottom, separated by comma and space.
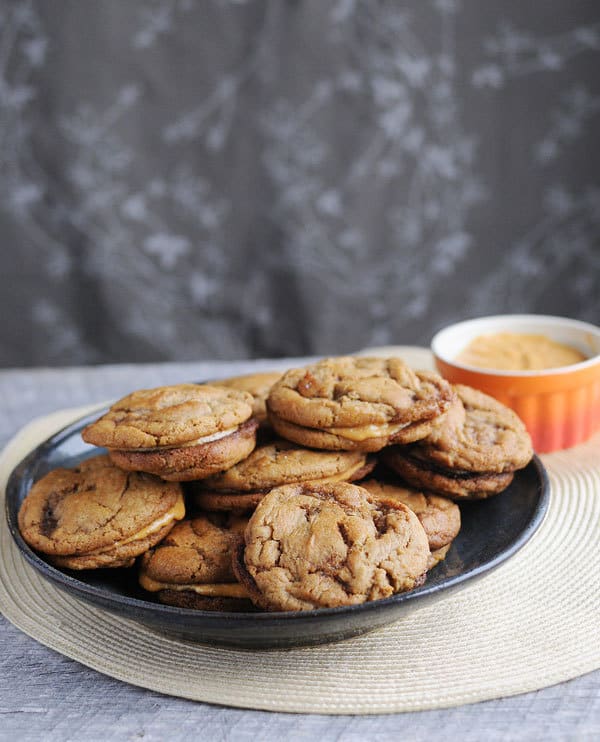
5, 410, 549, 649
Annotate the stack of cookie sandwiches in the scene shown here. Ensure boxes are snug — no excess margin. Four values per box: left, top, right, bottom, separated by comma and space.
18, 356, 533, 613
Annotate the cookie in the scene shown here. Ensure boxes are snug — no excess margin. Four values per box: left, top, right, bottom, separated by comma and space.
359, 479, 460, 551
266, 357, 455, 452
232, 482, 430, 611
382, 448, 515, 500
18, 455, 185, 569
191, 439, 375, 512
82, 384, 258, 481
139, 513, 254, 611
413, 385, 534, 473
215, 371, 283, 425
382, 384, 532, 500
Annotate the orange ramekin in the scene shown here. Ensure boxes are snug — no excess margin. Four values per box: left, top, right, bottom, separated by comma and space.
431, 315, 600, 453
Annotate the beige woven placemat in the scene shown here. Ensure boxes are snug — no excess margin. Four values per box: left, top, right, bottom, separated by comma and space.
1, 404, 599, 714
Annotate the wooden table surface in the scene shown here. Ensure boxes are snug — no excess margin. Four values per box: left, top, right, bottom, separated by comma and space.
1, 361, 598, 742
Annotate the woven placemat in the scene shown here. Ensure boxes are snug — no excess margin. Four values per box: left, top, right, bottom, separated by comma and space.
1, 381, 599, 713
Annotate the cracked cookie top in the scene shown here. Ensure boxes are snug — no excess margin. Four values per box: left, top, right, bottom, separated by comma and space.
18, 454, 183, 556
235, 481, 430, 611
82, 383, 254, 449
140, 513, 248, 586
412, 384, 533, 473
359, 479, 461, 551
200, 440, 370, 492
266, 357, 454, 431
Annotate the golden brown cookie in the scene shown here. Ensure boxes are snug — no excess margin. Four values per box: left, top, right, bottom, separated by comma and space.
232, 482, 430, 611
18, 455, 185, 569
266, 357, 455, 452
139, 513, 254, 611
381, 384, 532, 500
359, 479, 461, 552
191, 440, 375, 512
414, 385, 534, 473
107, 419, 259, 482
382, 448, 515, 500
82, 384, 258, 481
216, 371, 283, 425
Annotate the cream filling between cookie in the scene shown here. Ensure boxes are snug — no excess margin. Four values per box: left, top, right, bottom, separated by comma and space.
86, 495, 186, 555
125, 427, 239, 452
139, 573, 250, 598
324, 421, 410, 442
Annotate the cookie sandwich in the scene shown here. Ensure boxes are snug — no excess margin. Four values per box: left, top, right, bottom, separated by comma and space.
139, 513, 253, 611
233, 481, 430, 611
18, 455, 185, 569
191, 439, 375, 512
82, 383, 258, 481
383, 384, 533, 499
266, 356, 455, 452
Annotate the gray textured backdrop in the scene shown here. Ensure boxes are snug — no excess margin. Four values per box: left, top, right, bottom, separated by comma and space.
1, 0, 599, 367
